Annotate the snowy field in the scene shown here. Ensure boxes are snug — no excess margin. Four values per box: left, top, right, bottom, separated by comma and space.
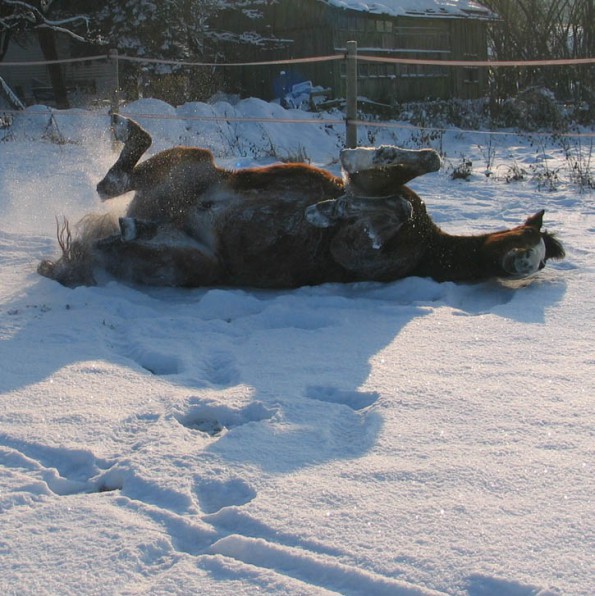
0, 99, 593, 595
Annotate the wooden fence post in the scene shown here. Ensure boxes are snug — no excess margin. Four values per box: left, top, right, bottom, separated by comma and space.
109, 49, 120, 116
345, 40, 358, 148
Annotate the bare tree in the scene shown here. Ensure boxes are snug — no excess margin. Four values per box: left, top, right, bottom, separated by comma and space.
90, 0, 284, 103
481, 0, 594, 102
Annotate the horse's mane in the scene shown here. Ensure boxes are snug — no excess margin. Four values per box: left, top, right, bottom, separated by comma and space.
543, 231, 566, 260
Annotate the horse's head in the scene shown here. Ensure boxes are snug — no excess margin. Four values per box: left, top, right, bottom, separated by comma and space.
484, 210, 565, 278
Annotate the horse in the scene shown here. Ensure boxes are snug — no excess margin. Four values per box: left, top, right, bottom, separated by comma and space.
38, 115, 565, 289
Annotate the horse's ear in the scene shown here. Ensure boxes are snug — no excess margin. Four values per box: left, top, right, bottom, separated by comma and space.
524, 210, 545, 229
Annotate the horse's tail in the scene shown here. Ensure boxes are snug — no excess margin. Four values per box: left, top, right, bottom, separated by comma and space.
38, 213, 119, 287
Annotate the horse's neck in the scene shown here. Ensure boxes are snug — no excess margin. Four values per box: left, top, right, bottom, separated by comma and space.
417, 228, 491, 282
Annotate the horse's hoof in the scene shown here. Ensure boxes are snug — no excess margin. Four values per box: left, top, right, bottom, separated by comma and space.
305, 203, 332, 228
119, 217, 137, 241
97, 168, 132, 201
340, 145, 441, 174
111, 114, 133, 142
305, 198, 349, 228
110, 115, 151, 147
118, 217, 159, 241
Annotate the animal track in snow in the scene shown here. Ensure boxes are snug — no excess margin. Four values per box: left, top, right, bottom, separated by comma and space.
199, 351, 240, 386
207, 534, 437, 595
175, 400, 277, 438
465, 573, 557, 596
111, 328, 240, 383
305, 385, 379, 411
136, 351, 181, 376
0, 437, 117, 498
183, 417, 226, 437
109, 325, 182, 377
195, 476, 257, 514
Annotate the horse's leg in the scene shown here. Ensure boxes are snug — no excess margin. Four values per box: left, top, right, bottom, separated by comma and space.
96, 115, 152, 200
341, 146, 441, 194
118, 217, 160, 241
95, 217, 186, 246
107, 243, 221, 287
305, 195, 412, 248
95, 225, 222, 287
330, 219, 421, 281
305, 146, 437, 237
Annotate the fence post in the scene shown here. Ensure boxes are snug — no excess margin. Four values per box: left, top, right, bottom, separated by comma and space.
345, 40, 358, 148
109, 49, 120, 116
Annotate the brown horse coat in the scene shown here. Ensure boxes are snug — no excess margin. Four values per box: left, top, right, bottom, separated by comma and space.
38, 117, 565, 289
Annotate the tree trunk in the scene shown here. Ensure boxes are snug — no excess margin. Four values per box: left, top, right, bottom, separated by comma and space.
38, 27, 70, 109
0, 29, 10, 63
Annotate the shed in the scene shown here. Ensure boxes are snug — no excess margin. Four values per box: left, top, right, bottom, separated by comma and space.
216, 0, 495, 105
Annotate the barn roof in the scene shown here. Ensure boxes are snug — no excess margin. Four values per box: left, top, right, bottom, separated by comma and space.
324, 0, 495, 20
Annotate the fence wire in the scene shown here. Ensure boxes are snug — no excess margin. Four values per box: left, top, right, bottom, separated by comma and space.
2, 107, 592, 139
3, 53, 594, 68
1, 50, 594, 139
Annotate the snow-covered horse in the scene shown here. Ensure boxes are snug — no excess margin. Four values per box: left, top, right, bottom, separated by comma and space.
38, 116, 565, 288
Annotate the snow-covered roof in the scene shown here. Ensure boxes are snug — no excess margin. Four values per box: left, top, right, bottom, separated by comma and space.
324, 0, 495, 20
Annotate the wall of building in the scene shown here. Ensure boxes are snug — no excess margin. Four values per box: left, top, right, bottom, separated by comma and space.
0, 35, 112, 106
1, 2, 491, 108
219, 1, 490, 105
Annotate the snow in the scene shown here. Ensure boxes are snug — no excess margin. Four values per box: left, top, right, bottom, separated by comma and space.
324, 0, 494, 19
0, 97, 593, 595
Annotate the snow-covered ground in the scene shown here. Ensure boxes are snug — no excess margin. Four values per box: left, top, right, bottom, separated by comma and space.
0, 99, 593, 595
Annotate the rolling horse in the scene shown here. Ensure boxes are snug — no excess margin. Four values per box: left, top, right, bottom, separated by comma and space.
38, 115, 565, 288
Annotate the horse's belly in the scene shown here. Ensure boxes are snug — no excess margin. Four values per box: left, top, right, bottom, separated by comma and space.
216, 202, 344, 287
212, 195, 424, 287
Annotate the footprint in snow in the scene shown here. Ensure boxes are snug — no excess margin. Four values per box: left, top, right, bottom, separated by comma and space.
135, 350, 181, 376
174, 400, 276, 438
194, 476, 257, 514
0, 438, 118, 497
200, 351, 240, 386
110, 330, 182, 377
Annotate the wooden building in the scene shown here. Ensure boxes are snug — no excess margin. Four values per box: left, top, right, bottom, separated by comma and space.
216, 0, 495, 105
0, 0, 495, 108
